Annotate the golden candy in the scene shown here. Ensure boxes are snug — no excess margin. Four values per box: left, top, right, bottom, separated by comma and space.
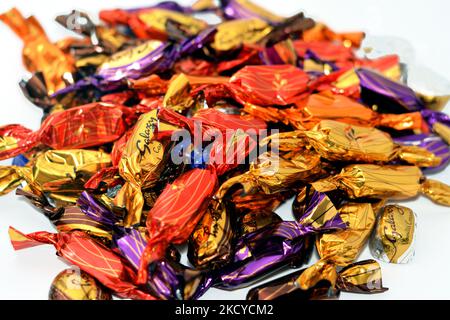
312, 164, 423, 200
317, 203, 376, 266
433, 122, 450, 145
370, 205, 416, 264
213, 18, 272, 51
115, 110, 178, 226
0, 150, 111, 201
296, 260, 337, 291
217, 150, 322, 197
421, 179, 450, 206
138, 9, 207, 36
0, 8, 75, 95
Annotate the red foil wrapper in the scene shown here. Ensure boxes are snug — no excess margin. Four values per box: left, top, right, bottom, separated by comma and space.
9, 227, 155, 300
0, 103, 132, 160
137, 168, 218, 283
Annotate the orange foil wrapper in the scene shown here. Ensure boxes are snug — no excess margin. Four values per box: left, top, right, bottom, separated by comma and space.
0, 8, 75, 95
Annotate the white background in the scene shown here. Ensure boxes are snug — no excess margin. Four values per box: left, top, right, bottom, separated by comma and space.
0, 0, 449, 300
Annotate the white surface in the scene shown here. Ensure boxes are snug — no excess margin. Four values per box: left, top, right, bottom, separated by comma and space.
0, 0, 449, 300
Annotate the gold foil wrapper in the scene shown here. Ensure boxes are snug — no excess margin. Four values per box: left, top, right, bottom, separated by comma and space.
115, 110, 178, 226
312, 164, 423, 200
239, 210, 282, 235
296, 260, 337, 291
421, 179, 450, 206
433, 122, 450, 145
163, 73, 193, 112
213, 18, 272, 51
304, 120, 397, 163
0, 150, 111, 201
317, 203, 376, 266
398, 145, 442, 168
138, 9, 207, 36
49, 268, 112, 300
417, 93, 450, 111
216, 150, 322, 197
370, 205, 416, 264
229, 0, 285, 23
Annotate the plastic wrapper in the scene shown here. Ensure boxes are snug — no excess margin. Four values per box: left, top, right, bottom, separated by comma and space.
137, 168, 218, 284
115, 110, 178, 226
370, 205, 416, 264
311, 164, 423, 200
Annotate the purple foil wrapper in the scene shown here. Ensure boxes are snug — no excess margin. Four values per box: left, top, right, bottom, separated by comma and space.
213, 212, 346, 289
125, 1, 194, 14
394, 134, 450, 173
357, 68, 425, 113
77, 191, 120, 226
116, 229, 212, 300
421, 109, 450, 128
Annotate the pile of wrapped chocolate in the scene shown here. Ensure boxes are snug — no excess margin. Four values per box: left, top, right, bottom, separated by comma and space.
1, 0, 449, 300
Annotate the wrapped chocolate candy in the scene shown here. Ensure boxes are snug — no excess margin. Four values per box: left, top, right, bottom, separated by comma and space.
370, 205, 416, 264
213, 199, 346, 289
394, 134, 450, 172
49, 268, 112, 300
0, 8, 75, 95
357, 68, 425, 113
421, 179, 450, 207
137, 167, 218, 283
316, 202, 376, 266
216, 150, 322, 197
0, 150, 111, 204
9, 227, 156, 300
263, 120, 441, 167
311, 164, 423, 200
188, 199, 235, 270
247, 259, 387, 300
116, 228, 213, 300
115, 109, 178, 226
0, 103, 132, 160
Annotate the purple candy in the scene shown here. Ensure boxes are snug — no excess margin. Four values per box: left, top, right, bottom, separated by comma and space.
421, 109, 450, 128
357, 68, 425, 113
213, 210, 346, 289
77, 191, 121, 226
394, 134, 450, 173
116, 229, 213, 300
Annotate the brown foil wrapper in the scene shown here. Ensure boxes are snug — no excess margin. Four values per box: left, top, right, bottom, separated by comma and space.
188, 199, 234, 269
